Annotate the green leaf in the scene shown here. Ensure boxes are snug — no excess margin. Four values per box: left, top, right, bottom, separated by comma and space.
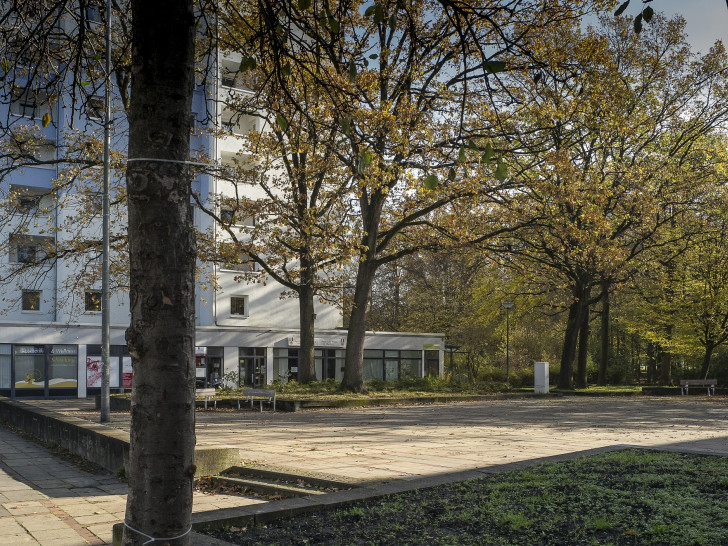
348, 60, 357, 83
41, 113, 51, 128
373, 5, 384, 24
329, 17, 340, 33
458, 147, 466, 163
468, 139, 478, 150
365, 5, 376, 16
388, 15, 396, 32
642, 6, 653, 22
424, 174, 439, 190
0, 57, 9, 73
494, 160, 507, 182
358, 150, 371, 175
369, 54, 378, 60
447, 168, 456, 181
485, 61, 506, 74
282, 61, 291, 76
239, 57, 256, 72
276, 24, 285, 36
481, 142, 495, 162
634, 13, 642, 33
276, 114, 288, 132
298, 0, 311, 10
342, 117, 351, 136
614, 0, 630, 16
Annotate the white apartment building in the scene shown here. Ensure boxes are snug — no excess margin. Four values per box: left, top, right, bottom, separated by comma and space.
0, 34, 444, 399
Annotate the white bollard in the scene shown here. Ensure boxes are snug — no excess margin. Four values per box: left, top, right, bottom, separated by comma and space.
534, 361, 549, 394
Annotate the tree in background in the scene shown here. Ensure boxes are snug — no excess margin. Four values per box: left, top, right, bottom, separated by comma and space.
492, 14, 728, 388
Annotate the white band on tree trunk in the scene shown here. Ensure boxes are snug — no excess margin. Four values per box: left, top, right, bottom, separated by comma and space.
123, 521, 192, 544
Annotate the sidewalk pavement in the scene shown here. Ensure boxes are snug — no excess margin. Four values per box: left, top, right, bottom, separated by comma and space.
0, 425, 265, 545
3, 396, 728, 544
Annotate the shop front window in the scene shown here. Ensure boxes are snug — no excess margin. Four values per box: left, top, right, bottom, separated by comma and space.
0, 344, 11, 389
273, 348, 298, 382
239, 347, 266, 387
49, 345, 77, 388
14, 345, 45, 389
363, 350, 384, 381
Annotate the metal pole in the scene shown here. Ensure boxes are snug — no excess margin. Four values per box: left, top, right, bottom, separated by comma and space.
100, 0, 112, 423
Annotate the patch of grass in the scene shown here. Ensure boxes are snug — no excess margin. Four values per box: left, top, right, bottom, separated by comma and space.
204, 449, 728, 545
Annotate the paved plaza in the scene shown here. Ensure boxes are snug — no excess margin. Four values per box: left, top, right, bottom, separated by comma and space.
1, 396, 727, 544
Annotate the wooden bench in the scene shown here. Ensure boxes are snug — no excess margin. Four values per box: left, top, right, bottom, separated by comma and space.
680, 379, 716, 396
196, 387, 217, 410
238, 388, 276, 412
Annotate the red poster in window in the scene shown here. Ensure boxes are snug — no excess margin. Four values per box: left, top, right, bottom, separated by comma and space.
122, 356, 132, 387
86, 356, 103, 388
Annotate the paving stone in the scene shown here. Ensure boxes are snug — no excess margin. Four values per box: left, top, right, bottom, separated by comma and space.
3, 397, 728, 545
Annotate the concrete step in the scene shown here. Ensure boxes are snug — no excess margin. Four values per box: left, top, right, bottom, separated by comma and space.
209, 475, 327, 498
223, 465, 354, 491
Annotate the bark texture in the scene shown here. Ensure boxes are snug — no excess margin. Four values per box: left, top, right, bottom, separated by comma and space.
660, 324, 673, 385
558, 284, 586, 390
342, 259, 377, 392
701, 345, 715, 379
597, 282, 610, 386
122, 1, 196, 544
298, 272, 316, 383
575, 296, 590, 389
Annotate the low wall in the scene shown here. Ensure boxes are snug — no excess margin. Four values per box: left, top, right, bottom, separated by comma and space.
0, 397, 239, 477
0, 397, 129, 474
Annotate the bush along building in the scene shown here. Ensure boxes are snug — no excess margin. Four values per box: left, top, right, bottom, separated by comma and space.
0, 16, 443, 399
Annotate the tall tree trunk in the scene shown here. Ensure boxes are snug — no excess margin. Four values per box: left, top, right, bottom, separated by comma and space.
558, 283, 586, 390
659, 325, 673, 385
701, 344, 715, 379
342, 258, 377, 392
123, 1, 196, 544
646, 342, 657, 384
597, 281, 610, 386
575, 292, 590, 389
298, 265, 316, 383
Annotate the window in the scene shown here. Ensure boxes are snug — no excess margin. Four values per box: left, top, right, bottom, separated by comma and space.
9, 138, 56, 165
88, 192, 103, 214
85, 290, 102, 312
220, 207, 254, 227
230, 296, 247, 317
22, 290, 41, 311
10, 235, 54, 264
220, 58, 242, 88
34, 141, 56, 163
220, 208, 234, 224
11, 185, 44, 212
85, 4, 102, 23
86, 96, 104, 121
10, 87, 54, 122
221, 108, 256, 136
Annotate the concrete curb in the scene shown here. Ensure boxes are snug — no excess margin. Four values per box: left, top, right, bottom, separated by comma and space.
0, 397, 239, 478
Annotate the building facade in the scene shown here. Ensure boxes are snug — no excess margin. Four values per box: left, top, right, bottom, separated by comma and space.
0, 31, 444, 399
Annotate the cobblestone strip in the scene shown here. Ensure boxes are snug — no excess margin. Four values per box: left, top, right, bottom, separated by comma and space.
38, 499, 105, 545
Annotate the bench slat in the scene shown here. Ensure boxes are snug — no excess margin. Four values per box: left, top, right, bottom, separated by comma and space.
679, 380, 716, 396
239, 388, 276, 412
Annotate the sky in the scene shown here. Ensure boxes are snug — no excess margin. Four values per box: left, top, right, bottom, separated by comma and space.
652, 0, 728, 53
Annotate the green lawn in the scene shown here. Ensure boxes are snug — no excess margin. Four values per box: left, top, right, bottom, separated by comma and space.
204, 449, 728, 545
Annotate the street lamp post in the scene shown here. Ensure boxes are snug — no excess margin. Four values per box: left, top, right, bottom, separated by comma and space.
502, 301, 514, 384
